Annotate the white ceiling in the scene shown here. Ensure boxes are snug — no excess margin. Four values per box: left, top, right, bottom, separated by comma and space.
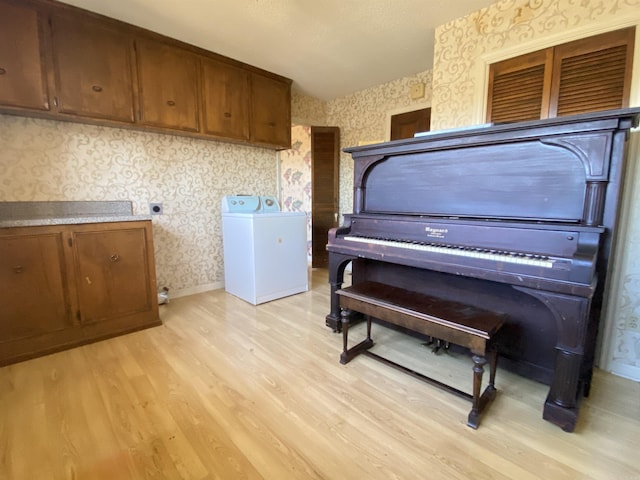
58, 0, 497, 101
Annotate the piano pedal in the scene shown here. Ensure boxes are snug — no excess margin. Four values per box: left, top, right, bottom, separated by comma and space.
422, 337, 435, 347
422, 338, 450, 355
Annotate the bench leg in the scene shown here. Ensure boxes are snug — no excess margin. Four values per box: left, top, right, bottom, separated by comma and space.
468, 354, 487, 429
340, 309, 374, 364
488, 348, 498, 391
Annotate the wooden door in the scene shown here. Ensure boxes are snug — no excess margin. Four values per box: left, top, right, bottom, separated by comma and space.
390, 108, 431, 140
136, 39, 199, 131
74, 226, 152, 324
50, 12, 136, 122
251, 72, 291, 148
311, 126, 340, 268
201, 58, 250, 140
0, 0, 49, 110
0, 232, 72, 343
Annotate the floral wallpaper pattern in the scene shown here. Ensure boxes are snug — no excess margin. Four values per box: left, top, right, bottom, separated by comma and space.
0, 115, 278, 295
429, 0, 640, 377
279, 124, 312, 260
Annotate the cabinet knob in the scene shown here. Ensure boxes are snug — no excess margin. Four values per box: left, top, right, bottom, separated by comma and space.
0, 67, 6, 75
13, 265, 23, 273
166, 100, 176, 107
92, 85, 103, 92
110, 254, 120, 262
224, 112, 232, 118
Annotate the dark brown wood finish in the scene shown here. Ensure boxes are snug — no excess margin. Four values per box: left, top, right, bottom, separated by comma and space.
326, 108, 640, 432
311, 126, 340, 268
0, 220, 160, 366
390, 108, 431, 140
0, 0, 292, 150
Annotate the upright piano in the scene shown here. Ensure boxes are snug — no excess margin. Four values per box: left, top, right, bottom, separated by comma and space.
326, 108, 640, 432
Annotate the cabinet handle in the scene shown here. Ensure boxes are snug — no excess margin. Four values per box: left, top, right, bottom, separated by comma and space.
110, 254, 120, 262
224, 112, 232, 118
166, 100, 176, 107
0, 67, 6, 75
13, 265, 23, 274
92, 85, 103, 92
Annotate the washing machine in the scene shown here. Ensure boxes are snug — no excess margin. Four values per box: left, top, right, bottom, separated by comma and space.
221, 195, 308, 305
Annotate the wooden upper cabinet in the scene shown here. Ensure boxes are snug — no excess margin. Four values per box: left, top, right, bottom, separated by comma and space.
0, 0, 291, 148
251, 72, 291, 148
49, 12, 136, 122
136, 39, 199, 132
0, 0, 49, 110
201, 58, 250, 141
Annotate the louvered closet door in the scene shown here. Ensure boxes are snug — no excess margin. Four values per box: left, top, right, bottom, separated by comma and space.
549, 28, 635, 117
487, 27, 634, 123
486, 48, 553, 123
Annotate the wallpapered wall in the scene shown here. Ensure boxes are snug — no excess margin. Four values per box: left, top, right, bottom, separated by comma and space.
0, 115, 278, 296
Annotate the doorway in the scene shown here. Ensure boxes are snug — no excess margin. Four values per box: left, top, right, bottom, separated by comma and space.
279, 125, 340, 268
311, 126, 340, 268
390, 107, 431, 140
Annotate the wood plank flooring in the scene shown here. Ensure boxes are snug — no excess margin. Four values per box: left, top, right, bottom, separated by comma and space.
1, 269, 639, 479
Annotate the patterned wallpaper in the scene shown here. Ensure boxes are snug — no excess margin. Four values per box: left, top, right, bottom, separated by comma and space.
0, 115, 278, 296
429, 0, 640, 377
279, 124, 312, 260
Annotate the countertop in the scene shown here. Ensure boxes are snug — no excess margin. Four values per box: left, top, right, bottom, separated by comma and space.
0, 200, 152, 228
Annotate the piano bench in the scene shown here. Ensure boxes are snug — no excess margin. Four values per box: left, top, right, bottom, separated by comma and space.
336, 281, 506, 429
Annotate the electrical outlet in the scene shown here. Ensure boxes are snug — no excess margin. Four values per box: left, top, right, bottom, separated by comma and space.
149, 203, 163, 215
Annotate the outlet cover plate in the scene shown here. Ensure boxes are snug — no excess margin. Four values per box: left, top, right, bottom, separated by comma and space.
150, 203, 163, 215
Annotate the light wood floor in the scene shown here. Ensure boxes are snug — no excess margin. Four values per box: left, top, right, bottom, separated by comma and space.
1, 269, 639, 480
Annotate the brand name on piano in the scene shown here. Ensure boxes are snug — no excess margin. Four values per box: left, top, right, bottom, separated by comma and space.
425, 226, 448, 239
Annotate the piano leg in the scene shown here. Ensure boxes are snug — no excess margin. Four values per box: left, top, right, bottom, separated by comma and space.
514, 286, 592, 432
543, 348, 583, 432
326, 253, 356, 332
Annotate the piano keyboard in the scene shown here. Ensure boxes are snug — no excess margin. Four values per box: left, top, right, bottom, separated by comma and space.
343, 235, 555, 268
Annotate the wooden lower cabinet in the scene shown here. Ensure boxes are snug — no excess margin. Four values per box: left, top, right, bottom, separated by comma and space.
0, 220, 160, 365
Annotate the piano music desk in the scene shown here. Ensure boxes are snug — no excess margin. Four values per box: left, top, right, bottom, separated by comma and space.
337, 281, 505, 429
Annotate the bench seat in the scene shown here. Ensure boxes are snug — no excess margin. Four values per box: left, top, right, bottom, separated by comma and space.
337, 281, 506, 428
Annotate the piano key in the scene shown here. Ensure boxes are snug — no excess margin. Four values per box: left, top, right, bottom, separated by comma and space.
343, 235, 555, 268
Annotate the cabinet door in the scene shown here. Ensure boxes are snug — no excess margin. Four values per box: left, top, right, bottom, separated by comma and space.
201, 58, 250, 141
251, 73, 291, 148
136, 39, 199, 131
0, 0, 49, 110
0, 232, 72, 343
49, 12, 135, 122
74, 226, 153, 324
